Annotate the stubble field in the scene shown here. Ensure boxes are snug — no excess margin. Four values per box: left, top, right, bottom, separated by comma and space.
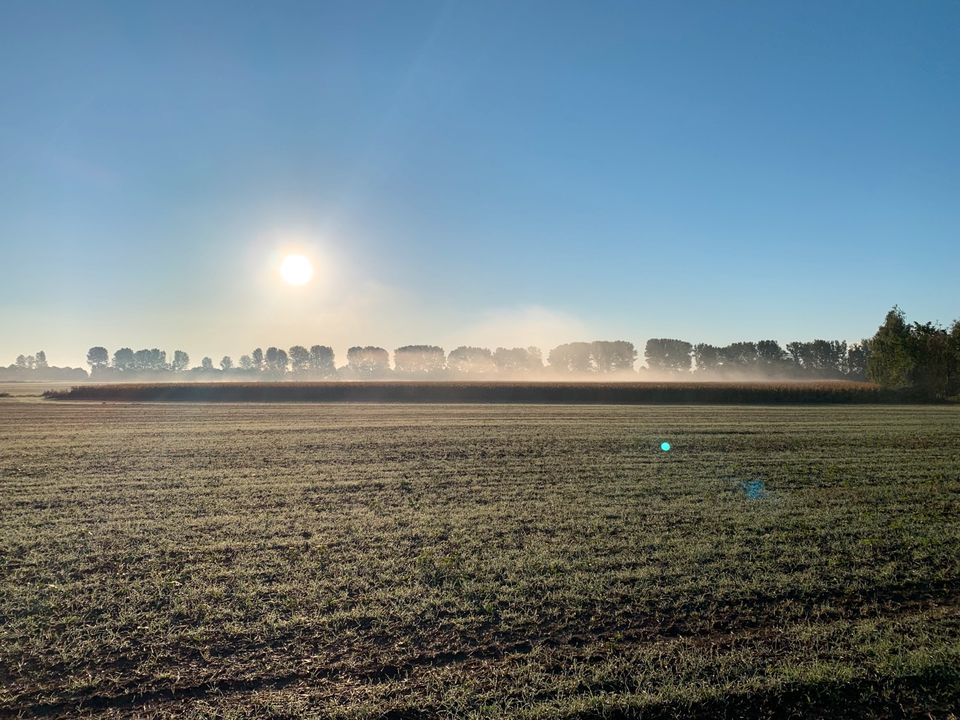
1, 400, 959, 718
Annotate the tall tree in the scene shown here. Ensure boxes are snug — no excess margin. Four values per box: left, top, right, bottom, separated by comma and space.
172, 350, 190, 372
201, 357, 214, 371
548, 342, 595, 373
394, 346, 445, 376
347, 346, 390, 377
693, 344, 721, 373
845, 342, 870, 380
756, 340, 785, 368
112, 348, 134, 372
309, 345, 336, 377
591, 341, 637, 373
86, 347, 109, 371
720, 342, 758, 368
866, 307, 913, 388
15, 355, 27, 369
493, 347, 542, 375
288, 345, 310, 372
265, 347, 280, 372
644, 339, 693, 373
220, 356, 233, 371
447, 346, 495, 376
238, 355, 253, 371
251, 348, 264, 371
34, 351, 48, 369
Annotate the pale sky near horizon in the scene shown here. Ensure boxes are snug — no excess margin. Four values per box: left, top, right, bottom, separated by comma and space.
1, 1, 958, 368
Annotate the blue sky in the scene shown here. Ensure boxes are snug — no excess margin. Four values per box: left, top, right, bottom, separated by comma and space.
1, 1, 958, 367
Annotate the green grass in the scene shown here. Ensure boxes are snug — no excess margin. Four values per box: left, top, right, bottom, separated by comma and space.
1, 403, 959, 718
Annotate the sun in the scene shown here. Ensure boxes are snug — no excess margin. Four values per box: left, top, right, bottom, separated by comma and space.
279, 254, 314, 286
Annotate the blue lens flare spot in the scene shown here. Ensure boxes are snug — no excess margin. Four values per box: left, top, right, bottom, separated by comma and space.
743, 479, 766, 500
660, 442, 671, 452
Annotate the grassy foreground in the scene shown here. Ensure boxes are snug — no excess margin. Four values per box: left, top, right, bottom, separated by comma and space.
42, 380, 902, 404
1, 403, 959, 718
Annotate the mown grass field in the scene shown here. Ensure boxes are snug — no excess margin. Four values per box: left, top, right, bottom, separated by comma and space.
1, 401, 959, 718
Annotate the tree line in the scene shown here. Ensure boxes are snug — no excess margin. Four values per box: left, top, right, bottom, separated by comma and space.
5, 308, 958, 398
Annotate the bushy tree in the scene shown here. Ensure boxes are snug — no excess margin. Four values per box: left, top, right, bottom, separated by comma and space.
172, 350, 190, 372
347, 346, 390, 377
845, 342, 870, 380
288, 345, 310, 372
34, 351, 48, 369
493, 347, 542, 375
591, 341, 637, 374
394, 345, 445, 376
866, 307, 913, 388
309, 345, 336, 377
756, 340, 785, 368
201, 356, 214, 371
447, 346, 496, 376
644, 339, 692, 373
238, 355, 253, 370
720, 342, 758, 368
693, 344, 721, 373
87, 347, 109, 371
867, 307, 958, 399
548, 342, 595, 373
251, 348, 264, 371
112, 348, 134, 372
220, 356, 233, 371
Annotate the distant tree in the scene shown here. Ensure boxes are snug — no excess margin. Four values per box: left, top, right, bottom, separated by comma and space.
720, 342, 758, 368
133, 349, 152, 371
201, 356, 214, 371
220, 356, 233, 371
693, 344, 721, 373
25, 355, 36, 370
948, 320, 960, 396
15, 354, 27, 369
347, 346, 390, 377
309, 345, 336, 377
112, 348, 135, 372
288, 345, 310, 372
447, 346, 496, 376
548, 342, 595, 373
591, 341, 637, 373
87, 347, 109, 371
394, 345, 445, 376
866, 307, 913, 389
786, 340, 845, 377
34, 351, 48, 369
644, 339, 693, 373
238, 354, 253, 371
907, 322, 952, 399
277, 349, 289, 373
756, 340, 785, 368
251, 348, 264, 371
172, 350, 190, 372
493, 347, 542, 375
265, 347, 280, 372
845, 342, 870, 380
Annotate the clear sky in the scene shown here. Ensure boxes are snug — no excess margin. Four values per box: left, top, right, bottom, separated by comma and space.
2, 0, 958, 368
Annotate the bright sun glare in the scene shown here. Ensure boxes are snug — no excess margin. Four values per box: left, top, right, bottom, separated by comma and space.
279, 254, 314, 286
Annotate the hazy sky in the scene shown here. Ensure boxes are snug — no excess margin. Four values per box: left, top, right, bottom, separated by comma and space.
2, 1, 958, 367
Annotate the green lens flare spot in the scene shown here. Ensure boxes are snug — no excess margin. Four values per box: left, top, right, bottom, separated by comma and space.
660, 442, 671, 452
